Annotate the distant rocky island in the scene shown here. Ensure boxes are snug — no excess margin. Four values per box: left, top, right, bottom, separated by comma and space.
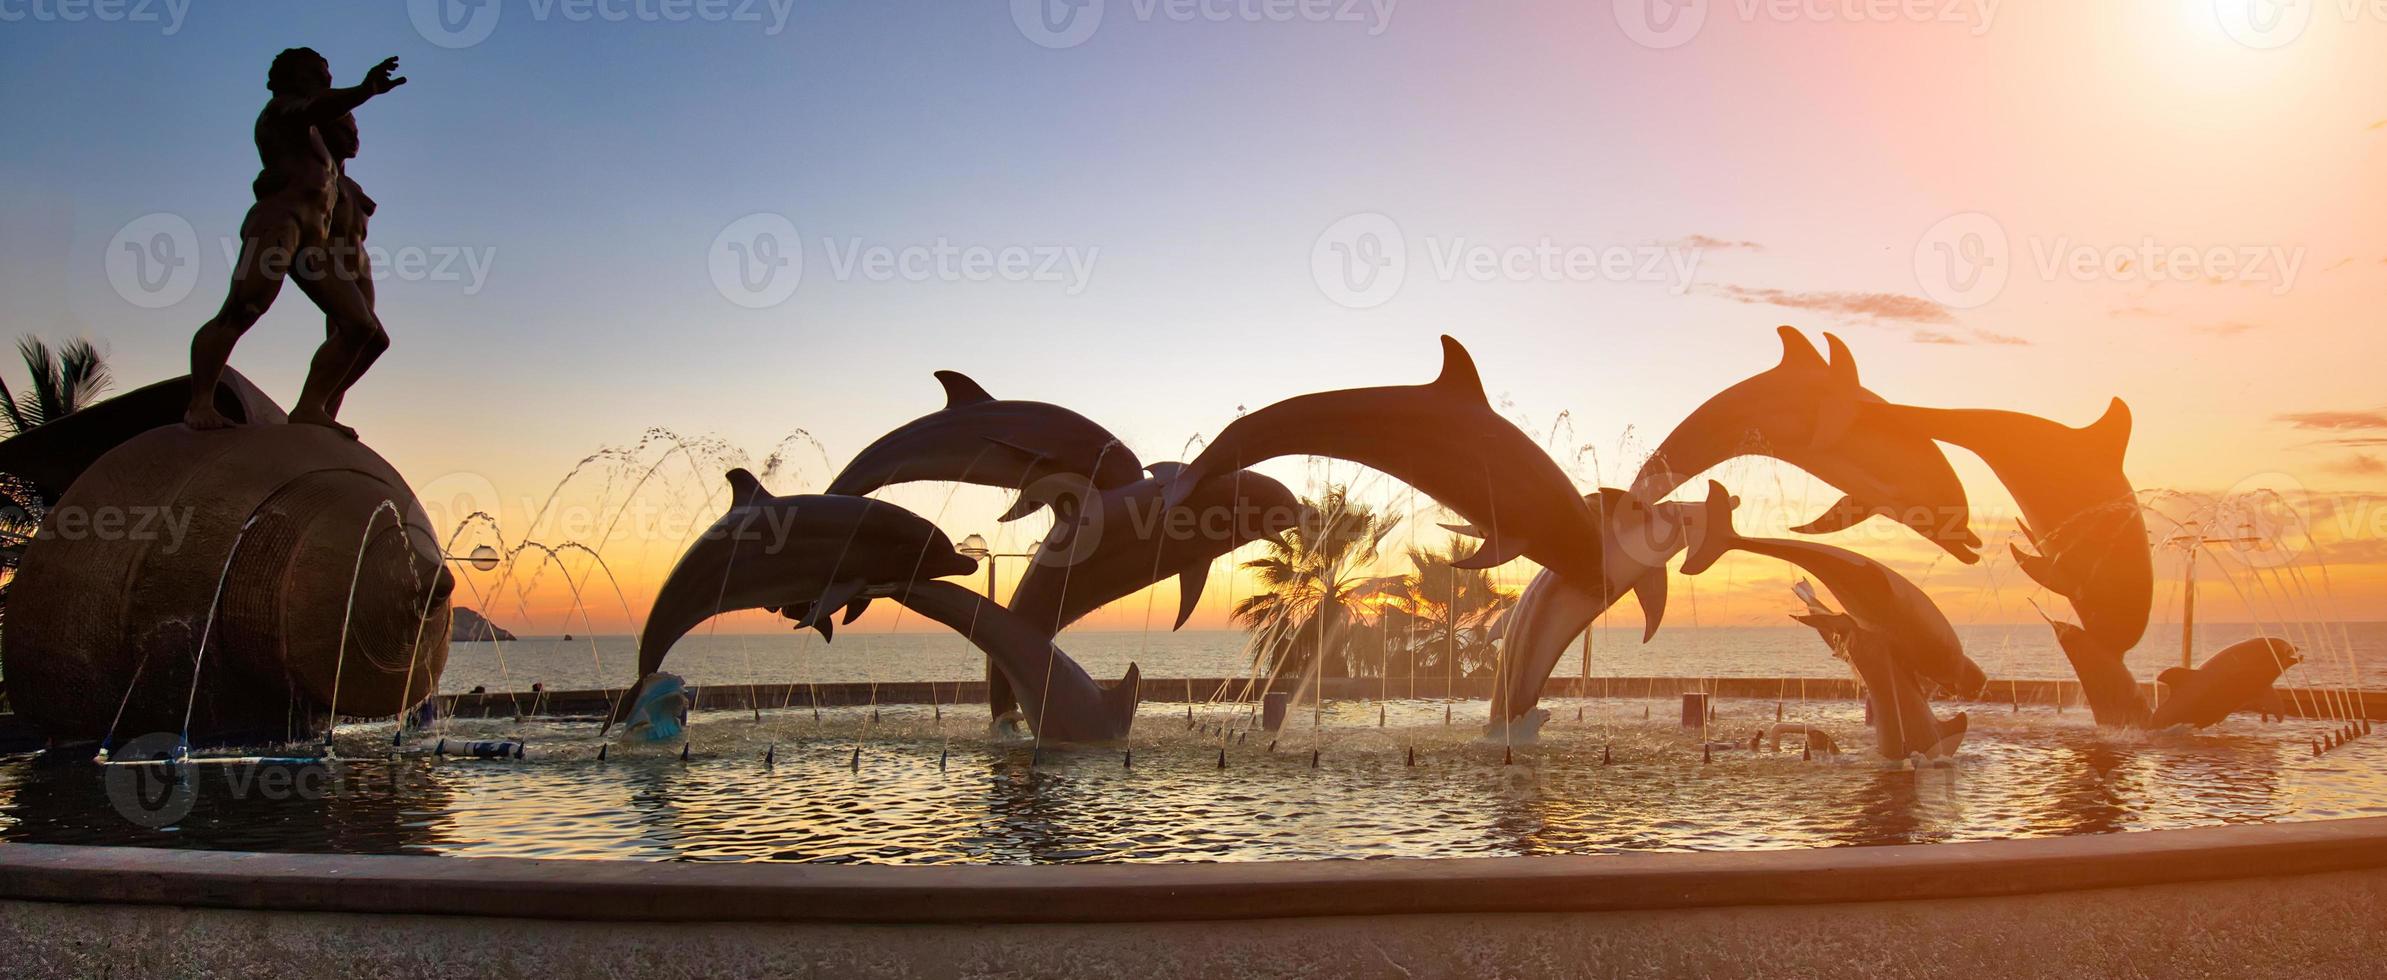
451, 607, 516, 643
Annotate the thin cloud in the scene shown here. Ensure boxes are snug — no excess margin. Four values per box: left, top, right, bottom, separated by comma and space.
1700, 284, 1955, 325
1912, 330, 1964, 345
2275, 410, 2387, 431
2197, 320, 2259, 336
2331, 454, 2387, 476
1971, 329, 2031, 346
1667, 234, 1763, 252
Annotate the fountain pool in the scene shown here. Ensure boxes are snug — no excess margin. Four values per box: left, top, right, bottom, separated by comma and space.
6, 695, 2380, 863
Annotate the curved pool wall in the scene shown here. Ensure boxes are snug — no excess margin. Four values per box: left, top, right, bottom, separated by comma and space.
431, 675, 2387, 723
3, 817, 2385, 978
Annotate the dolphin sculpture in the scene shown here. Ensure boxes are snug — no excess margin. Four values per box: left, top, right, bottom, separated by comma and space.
2043, 616, 2150, 728
1864, 399, 2151, 655
1008, 463, 1306, 636
1684, 481, 1990, 698
1788, 596, 1969, 761
1479, 489, 1706, 739
2147, 637, 2299, 730
887, 580, 1142, 743
825, 370, 1144, 522
1163, 335, 1605, 584
608, 470, 978, 730
1630, 327, 1981, 564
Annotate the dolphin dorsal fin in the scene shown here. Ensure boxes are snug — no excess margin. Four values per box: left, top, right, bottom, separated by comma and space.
1822, 333, 1861, 387
1144, 461, 1186, 483
934, 370, 997, 409
725, 468, 766, 509
2082, 397, 2132, 461
1432, 336, 1489, 404
1776, 326, 1827, 371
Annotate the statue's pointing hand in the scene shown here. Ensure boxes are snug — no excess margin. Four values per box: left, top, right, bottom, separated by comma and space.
366, 57, 406, 94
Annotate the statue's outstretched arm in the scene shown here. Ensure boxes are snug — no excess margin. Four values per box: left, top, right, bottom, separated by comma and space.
303, 57, 405, 123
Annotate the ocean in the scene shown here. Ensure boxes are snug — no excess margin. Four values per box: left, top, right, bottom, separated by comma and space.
440, 621, 2387, 694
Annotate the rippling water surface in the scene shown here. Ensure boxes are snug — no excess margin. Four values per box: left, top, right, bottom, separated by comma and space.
3, 695, 2380, 863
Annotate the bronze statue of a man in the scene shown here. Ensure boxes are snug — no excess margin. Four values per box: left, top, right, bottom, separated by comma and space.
185, 48, 404, 438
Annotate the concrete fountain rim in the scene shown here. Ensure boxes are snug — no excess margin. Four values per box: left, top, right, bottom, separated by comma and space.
1, 816, 2383, 924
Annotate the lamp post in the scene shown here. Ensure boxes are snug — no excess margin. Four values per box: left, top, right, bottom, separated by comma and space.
2164, 521, 2268, 670
956, 534, 1039, 720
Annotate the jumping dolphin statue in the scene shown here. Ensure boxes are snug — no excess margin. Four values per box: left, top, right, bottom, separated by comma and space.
1009, 463, 1306, 636
607, 470, 978, 731
825, 370, 1145, 522
1788, 596, 1969, 761
1163, 335, 1605, 584
2147, 637, 2299, 730
1630, 327, 1981, 564
1684, 481, 1990, 698
1864, 399, 2151, 655
2042, 615, 2150, 728
887, 580, 1142, 743
1479, 489, 1707, 740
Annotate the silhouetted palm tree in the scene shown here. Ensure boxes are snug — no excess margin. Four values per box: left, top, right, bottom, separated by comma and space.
1371, 546, 1519, 679
0, 337, 114, 619
1232, 485, 1401, 681
0, 337, 111, 436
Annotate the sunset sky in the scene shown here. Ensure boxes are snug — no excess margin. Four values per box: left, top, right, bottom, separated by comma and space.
2, 1, 2384, 639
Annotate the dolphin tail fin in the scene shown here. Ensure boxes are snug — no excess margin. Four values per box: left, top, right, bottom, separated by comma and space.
1787, 494, 1885, 536
1679, 480, 1742, 576
1172, 561, 1212, 631
1926, 711, 1969, 759
1632, 567, 1667, 642
1102, 663, 1142, 738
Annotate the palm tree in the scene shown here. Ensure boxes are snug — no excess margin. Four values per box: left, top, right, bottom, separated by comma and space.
0, 337, 111, 436
0, 337, 113, 616
1372, 546, 1520, 680
1232, 485, 1401, 683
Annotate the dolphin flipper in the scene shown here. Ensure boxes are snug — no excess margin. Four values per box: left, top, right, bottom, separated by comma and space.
800, 579, 868, 636
1450, 533, 1531, 570
840, 595, 872, 625
1172, 561, 1212, 631
1787, 494, 1885, 536
2010, 542, 2060, 591
1631, 568, 1667, 642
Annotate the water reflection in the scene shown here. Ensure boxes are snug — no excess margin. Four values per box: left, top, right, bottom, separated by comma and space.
1, 697, 2380, 864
